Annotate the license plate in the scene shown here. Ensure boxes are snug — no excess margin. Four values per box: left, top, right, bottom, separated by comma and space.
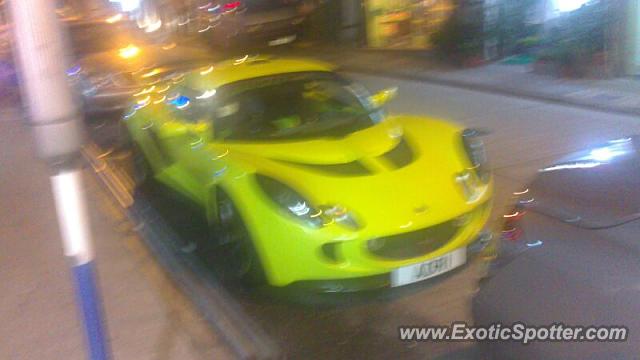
390, 248, 466, 287
268, 35, 296, 46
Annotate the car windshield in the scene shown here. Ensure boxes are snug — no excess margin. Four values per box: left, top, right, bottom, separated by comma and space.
210, 72, 380, 141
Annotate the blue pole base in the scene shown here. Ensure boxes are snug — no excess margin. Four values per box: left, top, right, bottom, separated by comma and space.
72, 261, 110, 360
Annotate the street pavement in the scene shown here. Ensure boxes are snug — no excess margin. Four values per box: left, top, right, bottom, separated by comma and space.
0, 112, 233, 359
2, 70, 639, 359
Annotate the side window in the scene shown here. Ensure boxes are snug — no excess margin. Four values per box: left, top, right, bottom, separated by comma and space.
346, 82, 385, 124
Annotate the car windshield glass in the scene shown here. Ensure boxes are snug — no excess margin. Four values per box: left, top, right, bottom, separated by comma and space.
211, 72, 378, 141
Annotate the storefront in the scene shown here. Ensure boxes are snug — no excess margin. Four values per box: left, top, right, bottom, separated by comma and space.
364, 0, 455, 49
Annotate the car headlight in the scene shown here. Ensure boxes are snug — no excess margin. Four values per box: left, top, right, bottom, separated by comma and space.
256, 175, 324, 228
462, 128, 490, 183
256, 175, 361, 230
319, 205, 361, 230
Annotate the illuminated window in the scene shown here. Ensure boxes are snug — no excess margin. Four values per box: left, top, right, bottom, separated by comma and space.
554, 0, 591, 13
109, 0, 141, 12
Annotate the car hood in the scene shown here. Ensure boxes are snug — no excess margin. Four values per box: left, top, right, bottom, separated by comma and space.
217, 115, 490, 231
523, 136, 640, 229
222, 119, 402, 165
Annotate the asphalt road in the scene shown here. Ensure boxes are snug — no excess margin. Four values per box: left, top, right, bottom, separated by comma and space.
89, 72, 640, 359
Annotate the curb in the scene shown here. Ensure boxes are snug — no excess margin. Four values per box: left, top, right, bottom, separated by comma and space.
340, 65, 640, 117
84, 144, 281, 360
128, 195, 282, 360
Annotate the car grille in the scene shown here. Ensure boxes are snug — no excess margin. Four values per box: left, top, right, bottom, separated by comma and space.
367, 219, 461, 260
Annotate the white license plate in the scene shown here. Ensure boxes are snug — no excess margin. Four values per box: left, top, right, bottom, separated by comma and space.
390, 248, 466, 287
268, 35, 296, 46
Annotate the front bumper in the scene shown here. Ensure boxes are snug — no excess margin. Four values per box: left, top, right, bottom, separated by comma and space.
288, 230, 494, 292
221, 17, 304, 47
242, 20, 302, 44
228, 178, 493, 288
83, 88, 138, 115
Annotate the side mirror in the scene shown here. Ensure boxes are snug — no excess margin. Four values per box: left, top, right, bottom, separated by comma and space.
157, 121, 190, 139
369, 87, 397, 109
157, 121, 211, 138
189, 121, 211, 136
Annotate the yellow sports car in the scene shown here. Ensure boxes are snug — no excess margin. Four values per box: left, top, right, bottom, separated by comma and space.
124, 55, 493, 291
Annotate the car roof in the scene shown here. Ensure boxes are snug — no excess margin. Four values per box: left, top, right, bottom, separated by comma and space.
184, 56, 335, 91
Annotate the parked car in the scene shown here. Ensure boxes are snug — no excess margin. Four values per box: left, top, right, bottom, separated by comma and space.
195, 0, 308, 48
474, 136, 640, 359
0, 17, 131, 102
63, 17, 144, 58
68, 42, 214, 115
0, 15, 205, 115
123, 56, 493, 290
58, 16, 215, 116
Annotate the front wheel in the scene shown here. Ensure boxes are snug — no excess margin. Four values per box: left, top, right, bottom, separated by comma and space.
216, 190, 266, 285
131, 143, 151, 189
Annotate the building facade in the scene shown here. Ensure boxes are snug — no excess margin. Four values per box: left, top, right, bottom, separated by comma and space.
627, 0, 640, 75
363, 0, 456, 49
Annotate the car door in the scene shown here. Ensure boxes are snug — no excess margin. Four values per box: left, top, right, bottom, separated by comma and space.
142, 90, 218, 207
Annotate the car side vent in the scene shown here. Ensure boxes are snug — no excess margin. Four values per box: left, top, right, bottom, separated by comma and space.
315, 162, 371, 176
282, 161, 371, 176
382, 138, 414, 169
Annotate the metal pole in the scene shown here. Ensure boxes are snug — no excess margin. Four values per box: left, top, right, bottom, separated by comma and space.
8, 0, 110, 359
627, 0, 640, 75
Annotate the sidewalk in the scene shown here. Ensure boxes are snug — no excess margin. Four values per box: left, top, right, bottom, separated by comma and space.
285, 45, 640, 116
0, 110, 233, 359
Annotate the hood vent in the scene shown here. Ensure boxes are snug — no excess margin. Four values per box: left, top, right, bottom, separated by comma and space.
275, 137, 414, 176
283, 160, 371, 176
381, 138, 414, 169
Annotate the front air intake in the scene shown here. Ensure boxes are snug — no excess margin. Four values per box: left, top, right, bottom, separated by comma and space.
367, 219, 461, 260
381, 138, 414, 169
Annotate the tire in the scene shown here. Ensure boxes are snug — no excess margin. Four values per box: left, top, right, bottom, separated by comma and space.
131, 143, 151, 188
216, 189, 266, 285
